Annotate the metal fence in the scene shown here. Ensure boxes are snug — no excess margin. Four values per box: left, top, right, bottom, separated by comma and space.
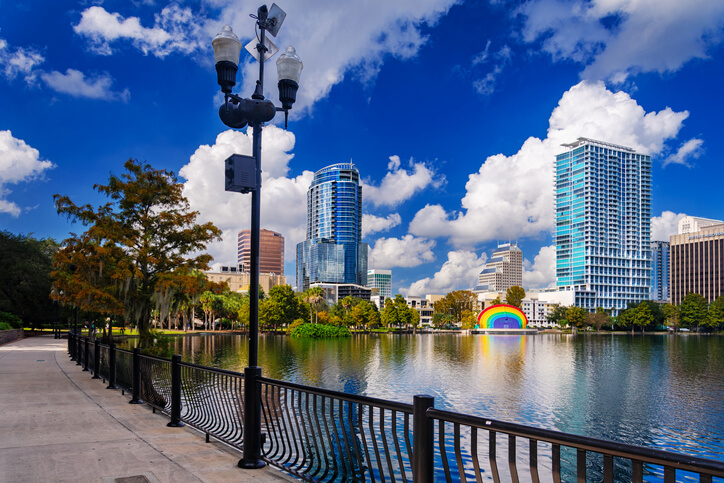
66, 332, 724, 482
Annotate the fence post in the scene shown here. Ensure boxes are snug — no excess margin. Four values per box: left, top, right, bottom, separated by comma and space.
167, 354, 184, 427
238, 366, 265, 469
92, 339, 101, 379
129, 348, 143, 404
68, 332, 73, 359
413, 395, 435, 483
106, 343, 118, 389
75, 334, 82, 365
83, 337, 90, 371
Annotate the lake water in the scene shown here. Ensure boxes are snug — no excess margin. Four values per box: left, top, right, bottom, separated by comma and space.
136, 332, 724, 463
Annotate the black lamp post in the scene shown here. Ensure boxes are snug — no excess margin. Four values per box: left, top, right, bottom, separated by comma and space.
212, 4, 302, 470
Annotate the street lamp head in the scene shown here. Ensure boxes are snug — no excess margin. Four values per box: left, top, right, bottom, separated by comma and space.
212, 25, 243, 94
276, 45, 303, 110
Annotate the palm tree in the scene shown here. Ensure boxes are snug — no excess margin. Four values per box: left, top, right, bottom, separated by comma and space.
303, 287, 325, 324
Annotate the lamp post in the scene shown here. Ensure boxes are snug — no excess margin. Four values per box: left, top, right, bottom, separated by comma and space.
212, 4, 302, 470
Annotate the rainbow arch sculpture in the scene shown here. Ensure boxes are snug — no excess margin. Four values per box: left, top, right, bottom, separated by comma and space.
477, 304, 528, 329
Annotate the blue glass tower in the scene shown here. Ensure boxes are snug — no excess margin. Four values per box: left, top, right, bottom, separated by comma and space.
650, 240, 670, 302
555, 138, 651, 313
296, 163, 368, 291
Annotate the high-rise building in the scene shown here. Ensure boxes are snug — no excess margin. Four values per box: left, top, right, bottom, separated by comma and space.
678, 216, 724, 234
476, 243, 523, 292
555, 138, 652, 313
296, 163, 368, 291
650, 241, 670, 302
237, 229, 284, 276
367, 269, 392, 302
670, 222, 724, 305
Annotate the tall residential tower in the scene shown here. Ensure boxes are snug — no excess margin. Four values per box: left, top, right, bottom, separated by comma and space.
476, 243, 523, 292
296, 164, 368, 291
650, 240, 670, 302
555, 138, 652, 313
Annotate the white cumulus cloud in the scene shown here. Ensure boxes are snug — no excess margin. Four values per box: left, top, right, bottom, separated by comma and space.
401, 250, 487, 296
41, 69, 130, 101
0, 131, 54, 217
522, 245, 556, 289
663, 138, 704, 168
180, 126, 312, 266
362, 213, 402, 238
363, 156, 444, 208
409, 80, 691, 248
368, 235, 436, 269
0, 38, 45, 83
651, 211, 687, 241
74, 5, 205, 57
517, 0, 724, 82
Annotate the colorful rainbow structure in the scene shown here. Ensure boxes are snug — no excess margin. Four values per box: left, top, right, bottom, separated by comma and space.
476, 304, 528, 330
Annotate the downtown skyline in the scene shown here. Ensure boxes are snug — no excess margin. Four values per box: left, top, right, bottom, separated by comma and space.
2, 0, 724, 296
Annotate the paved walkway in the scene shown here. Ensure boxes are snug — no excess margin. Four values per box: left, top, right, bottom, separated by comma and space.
0, 335, 296, 483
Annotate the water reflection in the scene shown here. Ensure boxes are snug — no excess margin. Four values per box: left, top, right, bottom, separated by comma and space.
121, 333, 724, 461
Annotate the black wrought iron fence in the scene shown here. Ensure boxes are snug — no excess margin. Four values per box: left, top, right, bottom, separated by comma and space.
65, 333, 724, 483
178, 362, 245, 447
257, 377, 414, 482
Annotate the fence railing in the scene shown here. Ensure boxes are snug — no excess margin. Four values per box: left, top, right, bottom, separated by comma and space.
66, 332, 724, 482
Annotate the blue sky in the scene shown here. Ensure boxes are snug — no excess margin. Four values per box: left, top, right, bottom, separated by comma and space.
2, 0, 723, 296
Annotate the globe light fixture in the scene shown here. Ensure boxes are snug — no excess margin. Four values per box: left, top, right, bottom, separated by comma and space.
212, 25, 242, 95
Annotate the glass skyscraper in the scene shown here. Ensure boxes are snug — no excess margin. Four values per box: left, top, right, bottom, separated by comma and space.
367, 269, 392, 302
555, 138, 651, 313
650, 240, 670, 302
296, 163, 368, 291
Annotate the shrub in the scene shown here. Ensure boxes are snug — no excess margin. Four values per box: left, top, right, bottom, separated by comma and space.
290, 323, 351, 338
0, 311, 22, 329
0, 321, 13, 331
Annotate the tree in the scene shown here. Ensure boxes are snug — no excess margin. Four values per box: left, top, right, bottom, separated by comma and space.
461, 309, 477, 329
53, 159, 221, 345
491, 297, 501, 306
348, 300, 379, 330
303, 287, 325, 324
566, 306, 587, 332
546, 305, 568, 327
663, 303, 681, 331
586, 307, 612, 332
705, 296, 724, 331
680, 293, 708, 331
634, 302, 654, 334
1, 231, 59, 328
267, 285, 305, 327
505, 286, 526, 308
433, 290, 476, 322
432, 312, 454, 328
260, 298, 285, 330
617, 308, 635, 333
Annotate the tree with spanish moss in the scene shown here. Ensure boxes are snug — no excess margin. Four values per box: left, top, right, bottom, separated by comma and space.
53, 159, 221, 346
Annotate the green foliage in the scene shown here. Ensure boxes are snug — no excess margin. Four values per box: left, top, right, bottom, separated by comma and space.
302, 287, 326, 324
546, 305, 568, 326
433, 290, 476, 322
491, 297, 501, 306
0, 232, 57, 327
505, 286, 526, 308
617, 308, 635, 331
680, 293, 708, 331
664, 303, 681, 329
705, 296, 724, 330
432, 312, 454, 328
381, 295, 419, 329
290, 323, 351, 338
461, 309, 477, 329
0, 322, 14, 330
0, 311, 23, 329
566, 306, 587, 328
267, 285, 306, 326
634, 302, 654, 332
288, 319, 305, 331
586, 307, 612, 331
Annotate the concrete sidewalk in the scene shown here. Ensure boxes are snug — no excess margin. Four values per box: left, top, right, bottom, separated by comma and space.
0, 335, 296, 483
